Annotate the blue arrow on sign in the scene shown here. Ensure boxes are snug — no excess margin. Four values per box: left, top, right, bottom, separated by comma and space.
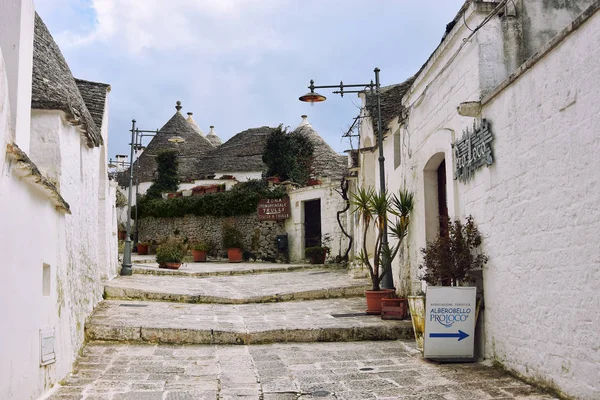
429, 330, 469, 341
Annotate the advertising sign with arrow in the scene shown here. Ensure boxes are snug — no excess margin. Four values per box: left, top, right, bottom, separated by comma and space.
424, 286, 477, 360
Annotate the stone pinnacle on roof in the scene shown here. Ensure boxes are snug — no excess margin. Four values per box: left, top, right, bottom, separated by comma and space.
175, 101, 182, 112
206, 125, 222, 147
186, 112, 205, 136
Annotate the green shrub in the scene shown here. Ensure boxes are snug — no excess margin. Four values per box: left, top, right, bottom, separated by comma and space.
137, 179, 286, 219
222, 222, 244, 249
156, 241, 185, 264
191, 242, 209, 252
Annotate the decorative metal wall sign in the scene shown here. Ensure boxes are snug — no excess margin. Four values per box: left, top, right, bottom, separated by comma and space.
258, 197, 291, 220
452, 119, 494, 182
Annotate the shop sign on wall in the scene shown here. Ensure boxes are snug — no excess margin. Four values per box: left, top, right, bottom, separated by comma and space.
452, 119, 494, 182
258, 197, 290, 220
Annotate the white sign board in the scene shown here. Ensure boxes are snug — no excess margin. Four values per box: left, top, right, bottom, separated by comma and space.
424, 286, 477, 360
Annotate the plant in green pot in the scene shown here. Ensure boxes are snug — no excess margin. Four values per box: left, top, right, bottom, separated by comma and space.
222, 221, 244, 263
350, 187, 414, 315
191, 242, 209, 262
410, 215, 488, 351
156, 240, 185, 270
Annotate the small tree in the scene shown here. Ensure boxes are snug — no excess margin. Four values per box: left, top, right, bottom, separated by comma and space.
145, 150, 179, 199
419, 215, 488, 286
351, 187, 414, 291
262, 125, 314, 186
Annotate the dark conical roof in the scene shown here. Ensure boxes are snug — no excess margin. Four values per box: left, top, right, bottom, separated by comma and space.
31, 13, 103, 147
133, 105, 216, 183
294, 116, 347, 180
194, 126, 277, 176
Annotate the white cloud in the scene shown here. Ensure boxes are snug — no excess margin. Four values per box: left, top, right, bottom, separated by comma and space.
53, 0, 287, 55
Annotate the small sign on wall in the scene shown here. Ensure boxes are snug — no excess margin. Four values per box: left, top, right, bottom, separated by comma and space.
258, 197, 291, 221
424, 287, 477, 360
40, 328, 56, 366
452, 119, 494, 182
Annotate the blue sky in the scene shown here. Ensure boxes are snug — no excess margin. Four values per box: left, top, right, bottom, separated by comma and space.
35, 0, 465, 158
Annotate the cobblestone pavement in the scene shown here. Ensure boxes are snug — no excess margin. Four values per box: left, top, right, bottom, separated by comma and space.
104, 270, 369, 304
86, 298, 413, 344
47, 341, 557, 400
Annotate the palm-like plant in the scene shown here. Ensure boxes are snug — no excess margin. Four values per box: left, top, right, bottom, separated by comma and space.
351, 187, 414, 291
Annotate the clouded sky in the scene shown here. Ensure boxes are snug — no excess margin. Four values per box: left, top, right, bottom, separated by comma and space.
35, 0, 465, 158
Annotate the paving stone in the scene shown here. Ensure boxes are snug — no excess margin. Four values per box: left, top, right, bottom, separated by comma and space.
47, 341, 556, 400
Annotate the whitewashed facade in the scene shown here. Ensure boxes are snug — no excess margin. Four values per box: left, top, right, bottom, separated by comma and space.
353, 1, 600, 398
0, 3, 117, 399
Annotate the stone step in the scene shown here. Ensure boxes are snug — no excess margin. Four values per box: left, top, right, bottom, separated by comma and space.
86, 299, 414, 345
105, 269, 370, 304
132, 261, 336, 278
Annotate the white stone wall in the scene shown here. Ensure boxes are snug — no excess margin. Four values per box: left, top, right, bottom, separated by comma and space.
478, 10, 600, 398
0, 6, 116, 398
358, 3, 600, 398
286, 183, 349, 263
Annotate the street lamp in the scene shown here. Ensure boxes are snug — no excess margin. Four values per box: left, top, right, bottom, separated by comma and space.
120, 118, 185, 276
299, 67, 394, 289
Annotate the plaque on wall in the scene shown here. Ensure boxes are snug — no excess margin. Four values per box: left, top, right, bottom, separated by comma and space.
452, 119, 494, 182
257, 197, 291, 221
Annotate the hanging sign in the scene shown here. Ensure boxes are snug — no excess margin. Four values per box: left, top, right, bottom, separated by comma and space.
452, 119, 494, 182
424, 286, 477, 360
257, 197, 290, 220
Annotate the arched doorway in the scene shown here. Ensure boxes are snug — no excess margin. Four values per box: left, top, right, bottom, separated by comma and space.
423, 153, 448, 242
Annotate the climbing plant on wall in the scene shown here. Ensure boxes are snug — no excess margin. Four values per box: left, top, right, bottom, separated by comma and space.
137, 179, 286, 219
145, 150, 179, 199
262, 124, 314, 186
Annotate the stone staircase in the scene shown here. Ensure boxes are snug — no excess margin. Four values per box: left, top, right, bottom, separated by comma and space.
86, 259, 414, 346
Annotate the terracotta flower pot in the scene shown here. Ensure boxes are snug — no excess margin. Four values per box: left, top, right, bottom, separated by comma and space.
227, 248, 242, 263
137, 243, 149, 255
205, 186, 218, 194
381, 297, 409, 320
192, 250, 207, 262
164, 262, 182, 270
310, 250, 327, 264
365, 289, 396, 315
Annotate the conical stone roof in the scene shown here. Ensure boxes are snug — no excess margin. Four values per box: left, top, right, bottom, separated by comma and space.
132, 102, 216, 183
206, 126, 222, 147
186, 112, 205, 136
294, 115, 347, 181
194, 126, 277, 176
32, 13, 102, 147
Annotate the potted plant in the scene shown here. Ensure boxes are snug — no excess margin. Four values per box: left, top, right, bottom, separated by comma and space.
118, 222, 127, 240
305, 246, 329, 264
136, 241, 149, 255
191, 242, 209, 262
222, 222, 244, 263
156, 240, 185, 269
409, 215, 488, 350
350, 187, 414, 315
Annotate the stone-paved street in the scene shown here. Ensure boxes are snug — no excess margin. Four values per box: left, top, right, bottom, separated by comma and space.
45, 258, 559, 399
47, 341, 557, 400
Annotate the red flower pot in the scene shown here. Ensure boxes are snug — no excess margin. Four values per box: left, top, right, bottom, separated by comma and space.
310, 250, 327, 265
118, 230, 126, 240
365, 289, 396, 315
192, 250, 207, 262
381, 297, 409, 320
137, 243, 149, 255
164, 262, 182, 270
227, 248, 242, 263
205, 186, 218, 194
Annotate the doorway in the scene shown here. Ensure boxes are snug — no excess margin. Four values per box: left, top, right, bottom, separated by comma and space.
304, 199, 321, 249
437, 159, 449, 235
423, 153, 447, 242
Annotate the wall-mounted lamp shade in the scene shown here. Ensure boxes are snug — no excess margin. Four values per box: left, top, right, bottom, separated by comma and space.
168, 136, 185, 144
299, 92, 327, 103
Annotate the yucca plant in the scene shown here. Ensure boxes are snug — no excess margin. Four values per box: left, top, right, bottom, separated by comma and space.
351, 187, 414, 291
